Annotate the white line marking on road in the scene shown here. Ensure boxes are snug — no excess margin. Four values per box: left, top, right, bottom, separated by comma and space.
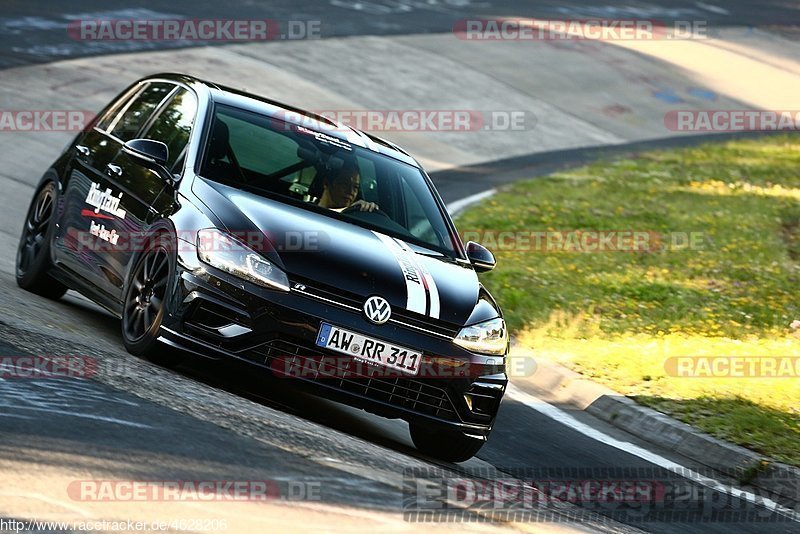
0, 491, 95, 518
507, 384, 800, 523
0, 413, 35, 420
0, 405, 154, 429
446, 188, 496, 218
695, 2, 731, 15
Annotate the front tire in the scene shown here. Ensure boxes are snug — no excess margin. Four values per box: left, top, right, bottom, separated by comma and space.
16, 181, 67, 299
409, 423, 486, 463
121, 237, 181, 364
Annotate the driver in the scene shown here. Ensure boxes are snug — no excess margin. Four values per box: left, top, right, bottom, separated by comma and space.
317, 160, 379, 212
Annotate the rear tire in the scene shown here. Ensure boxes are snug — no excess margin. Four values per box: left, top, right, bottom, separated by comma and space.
409, 423, 486, 463
16, 181, 67, 299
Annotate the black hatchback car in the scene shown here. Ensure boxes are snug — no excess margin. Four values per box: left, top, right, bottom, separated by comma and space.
16, 73, 508, 462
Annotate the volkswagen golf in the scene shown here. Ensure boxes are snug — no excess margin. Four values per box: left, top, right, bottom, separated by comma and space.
16, 73, 508, 462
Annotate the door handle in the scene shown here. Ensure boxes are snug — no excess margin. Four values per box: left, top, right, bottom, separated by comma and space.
76, 145, 90, 157
106, 163, 123, 177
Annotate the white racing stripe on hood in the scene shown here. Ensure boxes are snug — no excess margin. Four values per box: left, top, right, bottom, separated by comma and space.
372, 231, 427, 315
394, 238, 440, 319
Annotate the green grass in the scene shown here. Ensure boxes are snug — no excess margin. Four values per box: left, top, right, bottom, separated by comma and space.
456, 134, 800, 465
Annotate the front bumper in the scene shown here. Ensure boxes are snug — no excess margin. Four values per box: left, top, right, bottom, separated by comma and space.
160, 258, 507, 438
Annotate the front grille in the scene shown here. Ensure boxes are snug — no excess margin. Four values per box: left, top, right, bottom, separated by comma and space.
246, 338, 459, 421
290, 278, 460, 338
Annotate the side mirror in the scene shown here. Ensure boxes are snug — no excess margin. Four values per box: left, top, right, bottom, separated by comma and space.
123, 139, 169, 167
466, 241, 496, 273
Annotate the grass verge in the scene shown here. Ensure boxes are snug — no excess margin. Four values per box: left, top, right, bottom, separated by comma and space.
456, 134, 800, 466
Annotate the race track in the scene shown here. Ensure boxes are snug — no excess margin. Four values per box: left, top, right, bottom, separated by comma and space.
1, 1, 799, 531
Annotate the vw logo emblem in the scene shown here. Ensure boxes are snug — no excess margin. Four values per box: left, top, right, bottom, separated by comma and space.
363, 296, 391, 325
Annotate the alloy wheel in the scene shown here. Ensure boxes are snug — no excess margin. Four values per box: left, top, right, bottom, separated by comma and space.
124, 247, 169, 342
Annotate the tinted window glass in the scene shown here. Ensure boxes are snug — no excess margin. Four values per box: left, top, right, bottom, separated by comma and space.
357, 156, 378, 203
140, 88, 198, 168
109, 82, 175, 142
200, 105, 456, 256
401, 174, 438, 246
225, 113, 302, 174
97, 86, 140, 131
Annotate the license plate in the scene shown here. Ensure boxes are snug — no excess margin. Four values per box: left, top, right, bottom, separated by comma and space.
316, 323, 421, 375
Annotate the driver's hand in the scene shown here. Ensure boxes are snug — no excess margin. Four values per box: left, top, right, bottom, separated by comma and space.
349, 200, 379, 212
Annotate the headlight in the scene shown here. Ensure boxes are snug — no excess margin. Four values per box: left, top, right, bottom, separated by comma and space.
453, 317, 508, 355
196, 229, 290, 291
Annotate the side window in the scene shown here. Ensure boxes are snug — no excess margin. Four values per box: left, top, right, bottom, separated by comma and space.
140, 88, 198, 169
109, 82, 175, 142
400, 174, 442, 247
96, 85, 141, 131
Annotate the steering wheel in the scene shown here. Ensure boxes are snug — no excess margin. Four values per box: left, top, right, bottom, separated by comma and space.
342, 204, 390, 218
341, 205, 417, 239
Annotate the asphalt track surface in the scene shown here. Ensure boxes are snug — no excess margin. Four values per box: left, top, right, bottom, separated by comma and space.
1, 0, 799, 68
1, 1, 799, 532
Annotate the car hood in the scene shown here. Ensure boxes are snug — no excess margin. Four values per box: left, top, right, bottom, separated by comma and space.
195, 179, 480, 326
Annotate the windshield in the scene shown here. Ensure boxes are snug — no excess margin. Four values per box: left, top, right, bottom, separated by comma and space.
198, 104, 458, 257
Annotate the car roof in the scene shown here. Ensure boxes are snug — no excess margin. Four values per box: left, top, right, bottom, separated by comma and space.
143, 73, 420, 168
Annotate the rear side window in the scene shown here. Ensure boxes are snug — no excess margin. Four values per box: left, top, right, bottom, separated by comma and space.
96, 85, 140, 132
108, 82, 175, 142
140, 88, 198, 169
